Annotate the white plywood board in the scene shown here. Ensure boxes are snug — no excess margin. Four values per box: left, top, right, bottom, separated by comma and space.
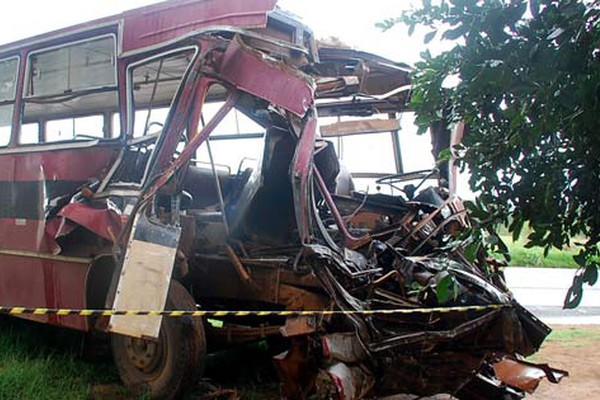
108, 239, 176, 339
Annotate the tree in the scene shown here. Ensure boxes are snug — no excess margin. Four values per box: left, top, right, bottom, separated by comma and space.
380, 0, 600, 307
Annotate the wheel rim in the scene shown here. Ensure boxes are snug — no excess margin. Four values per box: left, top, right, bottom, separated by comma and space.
124, 328, 167, 375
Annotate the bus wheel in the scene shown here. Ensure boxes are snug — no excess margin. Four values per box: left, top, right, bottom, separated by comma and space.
111, 280, 206, 400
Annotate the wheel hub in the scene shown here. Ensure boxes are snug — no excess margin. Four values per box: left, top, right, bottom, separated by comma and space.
124, 334, 164, 373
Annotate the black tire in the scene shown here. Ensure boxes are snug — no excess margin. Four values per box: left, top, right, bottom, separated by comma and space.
111, 280, 206, 400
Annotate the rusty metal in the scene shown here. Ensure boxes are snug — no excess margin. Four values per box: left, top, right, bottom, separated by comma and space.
320, 118, 401, 137
225, 245, 251, 283
492, 357, 568, 393
274, 339, 318, 400
280, 316, 317, 337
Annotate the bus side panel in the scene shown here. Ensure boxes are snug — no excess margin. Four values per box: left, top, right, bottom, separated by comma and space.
0, 146, 119, 252
0, 255, 49, 325
0, 218, 47, 252
52, 259, 90, 331
0, 145, 120, 331
13, 146, 118, 182
0, 255, 89, 330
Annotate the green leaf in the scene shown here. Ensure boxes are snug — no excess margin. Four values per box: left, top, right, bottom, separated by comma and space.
442, 25, 466, 40
573, 252, 586, 267
424, 30, 437, 44
463, 241, 479, 262
437, 148, 452, 162
564, 274, 584, 309
583, 265, 598, 286
408, 23, 416, 36
510, 217, 524, 242
435, 272, 458, 304
416, 125, 429, 135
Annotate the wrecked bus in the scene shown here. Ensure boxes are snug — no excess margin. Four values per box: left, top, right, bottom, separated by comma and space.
0, 0, 565, 399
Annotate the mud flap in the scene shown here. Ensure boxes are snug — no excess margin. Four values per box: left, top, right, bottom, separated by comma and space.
108, 211, 181, 340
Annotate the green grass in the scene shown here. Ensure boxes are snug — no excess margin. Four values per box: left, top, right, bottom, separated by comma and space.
0, 317, 119, 400
527, 326, 600, 363
0, 316, 278, 400
500, 235, 579, 268
544, 326, 599, 348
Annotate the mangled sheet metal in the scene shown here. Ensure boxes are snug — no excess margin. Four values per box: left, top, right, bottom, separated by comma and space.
112, 35, 565, 399
493, 357, 568, 394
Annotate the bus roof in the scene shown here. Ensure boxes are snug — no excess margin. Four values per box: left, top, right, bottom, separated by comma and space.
0, 0, 278, 57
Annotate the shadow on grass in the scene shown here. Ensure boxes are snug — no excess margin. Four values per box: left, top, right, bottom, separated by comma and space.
194, 341, 280, 399
0, 315, 281, 400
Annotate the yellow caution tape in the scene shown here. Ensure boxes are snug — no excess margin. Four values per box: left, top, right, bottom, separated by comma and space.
0, 304, 507, 317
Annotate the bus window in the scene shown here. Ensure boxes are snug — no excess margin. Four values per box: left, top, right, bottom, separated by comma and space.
132, 108, 169, 138
130, 49, 195, 138
21, 35, 118, 143
334, 132, 397, 175
0, 57, 19, 147
194, 98, 265, 174
46, 115, 104, 142
111, 113, 121, 138
0, 107, 12, 147
196, 136, 263, 173
20, 123, 40, 144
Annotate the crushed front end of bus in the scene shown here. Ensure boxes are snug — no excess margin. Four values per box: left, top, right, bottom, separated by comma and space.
105, 31, 564, 400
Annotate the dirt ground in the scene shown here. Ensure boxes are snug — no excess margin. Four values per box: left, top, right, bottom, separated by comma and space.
528, 324, 600, 400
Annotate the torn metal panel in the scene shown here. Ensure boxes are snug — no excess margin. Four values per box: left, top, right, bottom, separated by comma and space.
292, 115, 318, 243
58, 202, 122, 242
314, 47, 412, 117
315, 76, 360, 98
218, 35, 315, 117
316, 47, 412, 97
493, 357, 568, 393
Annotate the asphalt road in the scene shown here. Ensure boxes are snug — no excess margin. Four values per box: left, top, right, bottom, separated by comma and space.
504, 267, 600, 324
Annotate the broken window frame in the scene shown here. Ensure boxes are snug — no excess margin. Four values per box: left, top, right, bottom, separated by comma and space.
126, 46, 199, 139
98, 45, 201, 191
139, 81, 241, 202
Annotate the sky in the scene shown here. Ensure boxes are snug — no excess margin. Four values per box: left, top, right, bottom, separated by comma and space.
0, 0, 471, 197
